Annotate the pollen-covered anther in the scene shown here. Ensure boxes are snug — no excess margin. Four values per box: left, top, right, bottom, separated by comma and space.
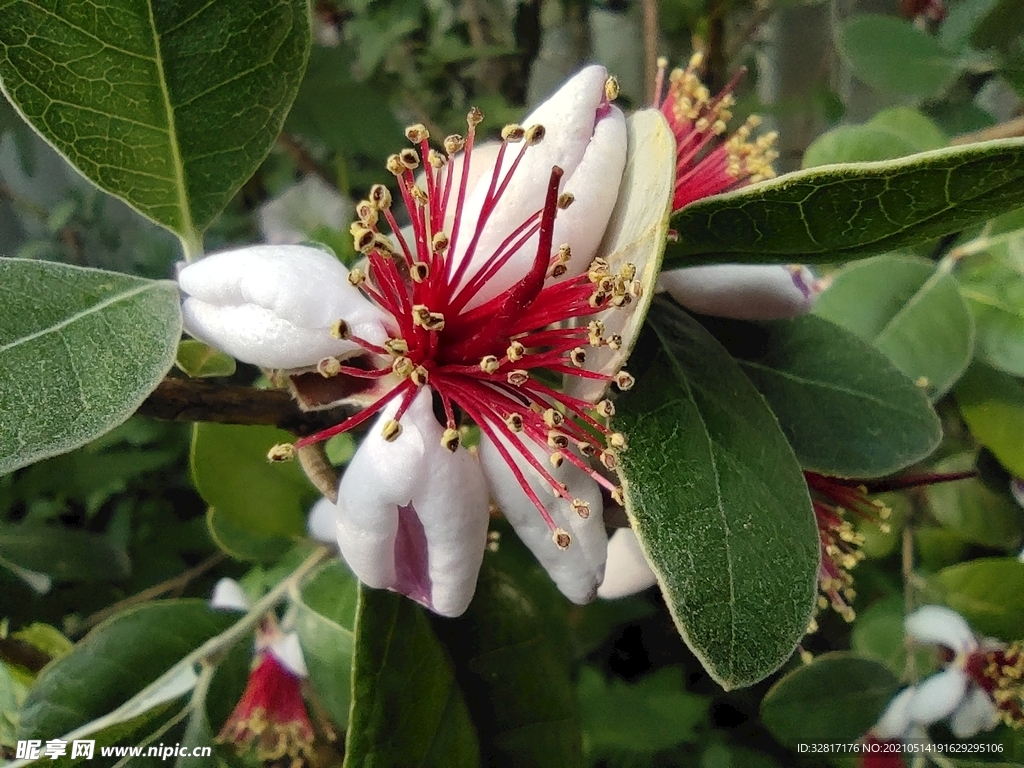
267, 443, 296, 462
398, 148, 420, 170
547, 431, 569, 449
525, 124, 545, 145
553, 529, 572, 550
373, 234, 396, 258
504, 413, 524, 432
330, 319, 350, 340
609, 432, 628, 451
597, 399, 615, 418
629, 280, 643, 298
444, 134, 465, 156
431, 232, 449, 253
604, 75, 620, 101
381, 419, 402, 442
405, 123, 429, 143
369, 183, 392, 209
384, 338, 409, 356
501, 123, 526, 143
543, 408, 564, 428
600, 449, 618, 470
506, 341, 525, 362
412, 305, 446, 331
611, 293, 632, 308
607, 334, 623, 350
549, 451, 564, 469
557, 192, 574, 209
317, 357, 341, 378
611, 487, 625, 506
385, 154, 405, 176
589, 291, 608, 308
571, 498, 591, 519
411, 185, 429, 206
427, 149, 446, 169
410, 365, 429, 386
588, 320, 605, 347
615, 371, 635, 391
392, 356, 414, 378
507, 369, 529, 387
479, 355, 500, 374
441, 428, 460, 452
577, 440, 596, 457
568, 347, 587, 367
356, 200, 378, 227
467, 107, 484, 127
619, 262, 636, 281
410, 261, 430, 282
352, 225, 375, 253
347, 267, 365, 286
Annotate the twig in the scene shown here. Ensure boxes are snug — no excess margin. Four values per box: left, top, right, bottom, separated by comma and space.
951, 115, 1024, 145
276, 132, 339, 190
68, 553, 229, 637
136, 377, 356, 436
642, 0, 659, 104
862, 470, 978, 494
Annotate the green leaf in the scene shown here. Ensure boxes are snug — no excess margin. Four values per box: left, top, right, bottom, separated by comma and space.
702, 314, 941, 477
434, 548, 584, 768
814, 255, 974, 399
191, 423, 313, 562
0, 526, 129, 582
0, 0, 310, 246
925, 452, 1024, 549
761, 653, 900, 748
174, 340, 236, 379
0, 259, 181, 476
803, 108, 946, 168
344, 587, 479, 768
293, 562, 358, 730
954, 364, 1024, 477
614, 298, 818, 690
18, 600, 233, 740
838, 15, 962, 98
933, 558, 1024, 640
664, 139, 1024, 268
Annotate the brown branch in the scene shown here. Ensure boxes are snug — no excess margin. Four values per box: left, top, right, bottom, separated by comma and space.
642, 0, 660, 104
136, 377, 355, 436
951, 116, 1024, 145
276, 132, 339, 189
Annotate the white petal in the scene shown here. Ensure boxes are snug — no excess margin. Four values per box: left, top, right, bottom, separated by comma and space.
335, 388, 489, 617
210, 577, 251, 612
258, 176, 350, 245
658, 264, 818, 320
905, 605, 977, 655
597, 528, 658, 599
950, 685, 999, 738
179, 245, 388, 369
479, 432, 607, 604
872, 687, 918, 740
450, 66, 627, 307
907, 669, 969, 725
307, 497, 339, 544
1012, 476, 1024, 510
269, 632, 309, 678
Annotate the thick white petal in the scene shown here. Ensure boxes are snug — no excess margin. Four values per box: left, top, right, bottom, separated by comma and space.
268, 632, 309, 678
210, 577, 251, 612
950, 685, 999, 738
479, 432, 607, 604
597, 528, 658, 599
307, 497, 339, 543
907, 669, 968, 725
179, 245, 388, 369
658, 264, 818, 320
1012, 477, 1024, 510
872, 687, 918, 740
449, 66, 627, 307
905, 605, 977, 655
258, 176, 350, 245
335, 389, 489, 617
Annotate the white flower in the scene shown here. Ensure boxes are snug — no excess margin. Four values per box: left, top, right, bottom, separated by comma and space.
658, 264, 820, 321
257, 175, 350, 246
597, 528, 657, 599
181, 67, 631, 617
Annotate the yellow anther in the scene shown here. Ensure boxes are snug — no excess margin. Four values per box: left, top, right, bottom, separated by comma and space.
392, 356, 414, 377
547, 431, 569, 449
411, 365, 429, 386
432, 232, 449, 252
611, 486, 625, 506
615, 371, 635, 391
384, 338, 409, 356
599, 450, 618, 470
317, 357, 341, 378
330, 319, 350, 340
507, 370, 529, 387
410, 185, 429, 206
597, 400, 615, 418
577, 440, 596, 457
501, 123, 525, 142
569, 347, 586, 368
348, 268, 365, 286
267, 443, 296, 462
479, 355, 500, 374
549, 451, 564, 469
525, 124, 545, 144
382, 419, 402, 442
398, 148, 420, 170
619, 262, 636, 281
441, 428, 460, 452
609, 432, 627, 451
604, 75, 619, 101
386, 154, 405, 176
504, 413, 524, 432
607, 334, 622, 350
506, 341, 525, 362
410, 261, 430, 282
553, 529, 571, 550
571, 499, 591, 519
356, 200, 378, 227
405, 123, 429, 143
373, 234, 396, 257
467, 107, 484, 126
352, 225, 375, 253
369, 184, 391, 209
543, 409, 564, 428
444, 134, 465, 156
557, 192, 574, 209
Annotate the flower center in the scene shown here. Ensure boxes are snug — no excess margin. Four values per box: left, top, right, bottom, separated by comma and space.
964, 643, 1024, 727
294, 109, 636, 549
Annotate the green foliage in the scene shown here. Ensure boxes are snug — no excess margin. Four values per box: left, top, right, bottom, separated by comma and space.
934, 559, 1024, 640
954, 364, 1024, 476
804, 108, 947, 168
174, 341, 236, 379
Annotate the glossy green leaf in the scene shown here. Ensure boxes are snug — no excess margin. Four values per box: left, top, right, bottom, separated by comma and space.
954, 364, 1024, 477
614, 298, 818, 690
174, 340, 236, 379
957, 236, 1024, 376
0, 0, 310, 246
0, 259, 181, 476
761, 653, 900, 747
18, 601, 233, 740
838, 15, 962, 98
815, 255, 974, 399
934, 558, 1024, 640
664, 139, 1024, 268
344, 587, 479, 768
191, 423, 313, 562
293, 561, 358, 730
925, 452, 1024, 549
0, 526, 129, 582
435, 548, 584, 768
702, 314, 941, 477
803, 108, 946, 168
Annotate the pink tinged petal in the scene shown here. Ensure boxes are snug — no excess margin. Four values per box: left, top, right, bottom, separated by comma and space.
479, 433, 607, 604
597, 528, 658, 599
658, 264, 819, 320
872, 687, 918, 740
949, 685, 999, 738
907, 669, 969, 725
178, 245, 388, 369
269, 632, 309, 678
905, 605, 978, 655
451, 66, 627, 307
334, 389, 489, 617
211, 578, 252, 612
306, 498, 339, 544
1012, 477, 1024, 509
